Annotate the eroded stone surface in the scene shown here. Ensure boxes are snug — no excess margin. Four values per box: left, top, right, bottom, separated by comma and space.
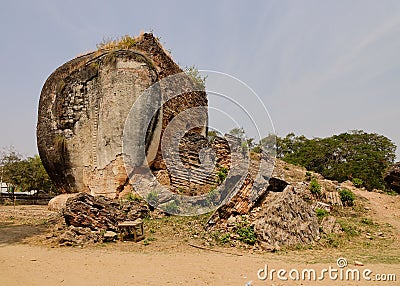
37, 33, 208, 197
254, 185, 319, 250
48, 193, 78, 211
63, 192, 148, 231
385, 162, 400, 193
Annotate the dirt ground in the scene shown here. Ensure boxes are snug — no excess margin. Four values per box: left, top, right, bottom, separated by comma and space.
0, 190, 399, 286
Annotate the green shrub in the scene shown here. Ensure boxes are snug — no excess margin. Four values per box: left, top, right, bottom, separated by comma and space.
165, 200, 179, 214
143, 236, 156, 246
339, 189, 355, 206
305, 171, 312, 181
216, 166, 228, 184
220, 233, 231, 244
361, 218, 374, 225
352, 178, 363, 188
237, 225, 257, 245
211, 231, 231, 245
251, 145, 262, 154
206, 188, 219, 205
125, 192, 143, 202
146, 191, 159, 206
309, 178, 322, 196
315, 208, 329, 219
236, 220, 257, 245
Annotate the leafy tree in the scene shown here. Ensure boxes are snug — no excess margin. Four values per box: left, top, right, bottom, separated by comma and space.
277, 131, 396, 191
244, 133, 278, 155
229, 127, 255, 152
229, 127, 246, 139
259, 133, 277, 151
0, 148, 56, 194
352, 178, 363, 188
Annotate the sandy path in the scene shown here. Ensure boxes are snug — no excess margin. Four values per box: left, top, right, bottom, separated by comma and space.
0, 245, 398, 286
352, 189, 400, 231
0, 191, 399, 286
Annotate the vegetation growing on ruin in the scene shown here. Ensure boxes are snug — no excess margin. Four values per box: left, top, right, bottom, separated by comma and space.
339, 188, 355, 206
235, 219, 257, 245
96, 35, 137, 50
309, 178, 322, 196
216, 166, 228, 184
185, 65, 206, 89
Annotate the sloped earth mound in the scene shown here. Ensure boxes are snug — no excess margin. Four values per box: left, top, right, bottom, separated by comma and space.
0, 159, 399, 258
204, 159, 400, 253
254, 185, 319, 251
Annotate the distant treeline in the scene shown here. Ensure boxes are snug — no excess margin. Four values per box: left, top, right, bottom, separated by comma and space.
0, 147, 57, 195
1, 129, 396, 196
255, 130, 396, 191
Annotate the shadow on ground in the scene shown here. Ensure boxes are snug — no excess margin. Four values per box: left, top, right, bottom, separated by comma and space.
0, 225, 47, 246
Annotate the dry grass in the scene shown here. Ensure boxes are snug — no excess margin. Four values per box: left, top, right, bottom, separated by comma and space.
96, 34, 139, 51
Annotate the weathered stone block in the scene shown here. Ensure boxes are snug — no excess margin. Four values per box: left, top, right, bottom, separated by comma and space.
37, 33, 207, 197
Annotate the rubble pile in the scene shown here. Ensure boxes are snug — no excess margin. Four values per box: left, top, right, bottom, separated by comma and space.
49, 192, 148, 246
254, 185, 319, 251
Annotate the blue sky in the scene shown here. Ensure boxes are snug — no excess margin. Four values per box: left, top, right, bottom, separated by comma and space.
0, 0, 399, 159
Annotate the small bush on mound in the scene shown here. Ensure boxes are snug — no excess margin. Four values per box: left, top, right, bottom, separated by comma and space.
361, 217, 374, 225
236, 219, 257, 245
146, 191, 159, 206
216, 166, 228, 184
237, 225, 257, 245
339, 189, 355, 206
315, 208, 329, 220
165, 200, 179, 214
125, 192, 143, 202
211, 231, 231, 245
309, 178, 322, 196
352, 178, 363, 188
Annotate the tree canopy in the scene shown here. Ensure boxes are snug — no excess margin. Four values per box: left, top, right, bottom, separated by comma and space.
275, 130, 396, 190
0, 147, 56, 194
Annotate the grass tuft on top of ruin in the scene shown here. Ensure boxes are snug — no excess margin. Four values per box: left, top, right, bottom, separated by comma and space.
96, 34, 139, 50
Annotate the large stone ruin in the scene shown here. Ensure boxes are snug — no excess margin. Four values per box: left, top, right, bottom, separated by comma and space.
37, 32, 272, 204
37, 33, 208, 198
38, 33, 324, 250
